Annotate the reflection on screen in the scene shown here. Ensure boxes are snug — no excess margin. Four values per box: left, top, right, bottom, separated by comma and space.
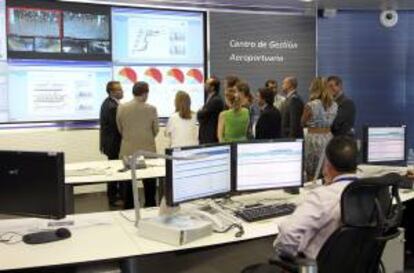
4, 60, 111, 123
367, 126, 406, 163
171, 145, 232, 204
236, 141, 303, 191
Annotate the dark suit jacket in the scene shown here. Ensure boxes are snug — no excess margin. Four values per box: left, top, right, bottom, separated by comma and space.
281, 92, 304, 138
255, 105, 282, 140
331, 94, 356, 137
197, 93, 224, 144
99, 97, 121, 159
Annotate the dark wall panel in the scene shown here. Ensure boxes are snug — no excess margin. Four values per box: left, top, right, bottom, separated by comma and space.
210, 11, 316, 97
318, 11, 411, 146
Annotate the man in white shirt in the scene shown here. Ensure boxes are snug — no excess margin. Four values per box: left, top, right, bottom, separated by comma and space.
274, 136, 358, 259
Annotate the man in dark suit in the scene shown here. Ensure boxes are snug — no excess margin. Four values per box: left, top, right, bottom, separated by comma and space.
280, 77, 304, 138
255, 87, 281, 139
99, 81, 123, 207
327, 76, 356, 137
197, 77, 224, 144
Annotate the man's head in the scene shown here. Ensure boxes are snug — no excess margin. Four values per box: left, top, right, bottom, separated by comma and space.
327, 75, 343, 99
132, 81, 149, 101
106, 81, 123, 100
235, 81, 252, 106
265, 79, 278, 95
282, 77, 298, 95
225, 75, 240, 89
258, 87, 275, 108
205, 77, 220, 95
323, 136, 358, 184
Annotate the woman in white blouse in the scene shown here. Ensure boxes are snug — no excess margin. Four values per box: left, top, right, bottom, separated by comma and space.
165, 91, 199, 148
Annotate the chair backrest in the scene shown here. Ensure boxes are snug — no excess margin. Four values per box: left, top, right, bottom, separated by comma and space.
316, 173, 405, 273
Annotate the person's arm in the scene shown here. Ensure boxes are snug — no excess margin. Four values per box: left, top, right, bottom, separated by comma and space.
116, 106, 123, 136
255, 114, 265, 139
301, 104, 312, 127
273, 190, 330, 257
217, 112, 225, 143
192, 114, 199, 145
165, 117, 173, 148
197, 97, 223, 122
289, 99, 304, 138
331, 100, 356, 135
152, 108, 159, 137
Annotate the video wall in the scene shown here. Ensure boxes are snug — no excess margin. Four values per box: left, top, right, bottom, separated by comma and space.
0, 0, 205, 123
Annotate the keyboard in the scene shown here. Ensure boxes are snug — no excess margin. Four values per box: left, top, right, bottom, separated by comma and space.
235, 203, 296, 222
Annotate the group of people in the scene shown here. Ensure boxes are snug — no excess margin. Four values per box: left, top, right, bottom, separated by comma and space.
197, 75, 356, 181
99, 74, 356, 208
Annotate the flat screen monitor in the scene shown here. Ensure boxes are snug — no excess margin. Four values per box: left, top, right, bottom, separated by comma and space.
234, 139, 304, 192
0, 150, 66, 219
112, 7, 205, 118
363, 125, 407, 165
165, 144, 232, 206
6, 0, 111, 61
2, 60, 111, 123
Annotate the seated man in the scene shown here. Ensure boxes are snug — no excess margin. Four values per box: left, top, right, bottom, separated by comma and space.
274, 136, 358, 259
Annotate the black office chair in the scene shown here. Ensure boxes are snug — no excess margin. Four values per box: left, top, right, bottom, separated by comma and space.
266, 173, 406, 273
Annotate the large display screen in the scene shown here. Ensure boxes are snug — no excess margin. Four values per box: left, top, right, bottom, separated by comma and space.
112, 8, 205, 117
114, 65, 205, 117
3, 60, 111, 123
112, 8, 203, 64
0, 3, 205, 123
6, 0, 111, 61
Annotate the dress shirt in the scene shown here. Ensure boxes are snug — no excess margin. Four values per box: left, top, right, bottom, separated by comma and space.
273, 173, 357, 259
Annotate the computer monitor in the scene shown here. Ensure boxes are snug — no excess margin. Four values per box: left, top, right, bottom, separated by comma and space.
234, 139, 304, 192
0, 151, 66, 219
165, 144, 232, 206
363, 125, 407, 165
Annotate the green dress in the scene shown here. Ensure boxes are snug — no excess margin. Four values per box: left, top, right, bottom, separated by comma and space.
222, 108, 250, 142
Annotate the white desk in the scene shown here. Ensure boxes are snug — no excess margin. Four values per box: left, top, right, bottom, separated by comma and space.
65, 159, 166, 185
64, 159, 166, 213
0, 189, 297, 272
0, 212, 139, 271
2, 185, 414, 272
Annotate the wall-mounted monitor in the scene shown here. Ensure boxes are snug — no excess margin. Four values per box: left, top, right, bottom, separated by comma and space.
1, 60, 111, 123
112, 7, 205, 118
6, 0, 111, 61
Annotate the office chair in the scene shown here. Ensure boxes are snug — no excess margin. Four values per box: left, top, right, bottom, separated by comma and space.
267, 173, 406, 273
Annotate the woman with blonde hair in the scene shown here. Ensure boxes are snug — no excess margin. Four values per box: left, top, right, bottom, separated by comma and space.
302, 77, 338, 180
165, 91, 198, 148
217, 87, 250, 142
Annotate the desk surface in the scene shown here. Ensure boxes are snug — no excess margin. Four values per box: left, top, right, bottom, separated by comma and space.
65, 159, 165, 185
0, 189, 297, 271
1, 185, 414, 271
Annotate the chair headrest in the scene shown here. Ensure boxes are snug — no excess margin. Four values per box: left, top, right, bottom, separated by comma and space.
341, 173, 404, 229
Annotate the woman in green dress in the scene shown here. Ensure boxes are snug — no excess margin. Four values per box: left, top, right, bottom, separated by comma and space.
217, 87, 250, 143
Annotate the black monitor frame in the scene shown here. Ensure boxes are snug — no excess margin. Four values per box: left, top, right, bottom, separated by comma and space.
362, 124, 407, 166
165, 143, 233, 207
232, 139, 305, 193
0, 150, 66, 219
